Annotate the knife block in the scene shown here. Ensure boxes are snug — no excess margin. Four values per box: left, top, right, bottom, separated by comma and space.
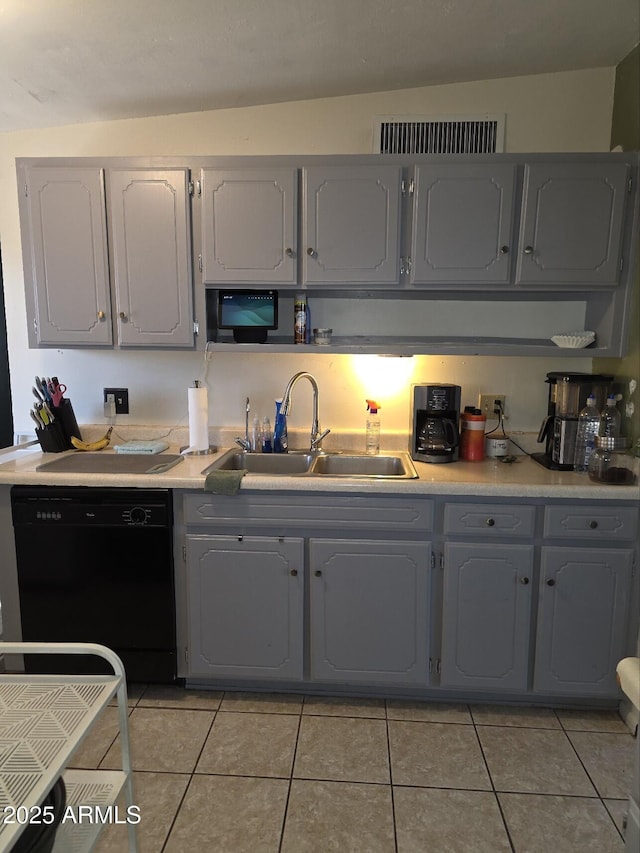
36, 398, 83, 452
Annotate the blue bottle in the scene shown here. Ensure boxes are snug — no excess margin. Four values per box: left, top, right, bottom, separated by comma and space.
273, 399, 288, 453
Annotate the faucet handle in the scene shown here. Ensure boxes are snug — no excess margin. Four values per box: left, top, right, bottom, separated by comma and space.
311, 428, 331, 452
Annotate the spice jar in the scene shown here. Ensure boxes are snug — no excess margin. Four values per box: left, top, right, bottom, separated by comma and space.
588, 436, 638, 485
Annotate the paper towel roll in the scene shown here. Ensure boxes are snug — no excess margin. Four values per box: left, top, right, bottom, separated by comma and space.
188, 385, 209, 452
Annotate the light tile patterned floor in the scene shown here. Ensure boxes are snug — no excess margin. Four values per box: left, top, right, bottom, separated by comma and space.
76, 686, 635, 852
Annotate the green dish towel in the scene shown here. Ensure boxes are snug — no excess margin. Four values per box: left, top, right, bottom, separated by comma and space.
204, 469, 247, 495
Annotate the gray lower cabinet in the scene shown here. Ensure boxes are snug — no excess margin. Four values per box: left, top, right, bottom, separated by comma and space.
18, 163, 195, 348
200, 168, 298, 285
516, 162, 630, 286
309, 539, 430, 685
185, 534, 304, 680
440, 543, 534, 691
411, 164, 516, 285
534, 546, 634, 696
302, 165, 403, 285
20, 166, 112, 346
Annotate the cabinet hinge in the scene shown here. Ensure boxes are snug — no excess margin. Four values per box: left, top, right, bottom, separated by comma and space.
24, 184, 28, 197
33, 318, 38, 334
430, 553, 436, 569
401, 178, 414, 196
182, 545, 187, 562
198, 254, 203, 272
193, 320, 199, 335
184, 648, 189, 664
188, 181, 195, 196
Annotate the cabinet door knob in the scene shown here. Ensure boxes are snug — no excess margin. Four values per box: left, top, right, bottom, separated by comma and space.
307, 247, 316, 257
290, 569, 298, 577
546, 578, 556, 586
500, 245, 509, 254
119, 311, 127, 320
523, 246, 534, 255
285, 247, 296, 258
589, 520, 598, 529
486, 518, 495, 527
314, 570, 322, 577
97, 310, 106, 320
520, 576, 529, 585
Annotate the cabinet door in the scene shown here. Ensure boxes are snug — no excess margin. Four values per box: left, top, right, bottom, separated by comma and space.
108, 169, 194, 347
309, 538, 430, 685
516, 163, 629, 285
22, 166, 112, 346
534, 547, 633, 696
302, 166, 402, 284
186, 535, 304, 680
201, 168, 298, 284
411, 165, 516, 285
441, 543, 533, 691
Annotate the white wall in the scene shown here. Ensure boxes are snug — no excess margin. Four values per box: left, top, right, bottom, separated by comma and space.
0, 67, 616, 441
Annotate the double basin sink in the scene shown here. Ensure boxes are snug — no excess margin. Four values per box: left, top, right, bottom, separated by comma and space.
203, 449, 418, 479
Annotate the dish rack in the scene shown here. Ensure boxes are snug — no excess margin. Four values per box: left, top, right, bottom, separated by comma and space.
0, 642, 137, 853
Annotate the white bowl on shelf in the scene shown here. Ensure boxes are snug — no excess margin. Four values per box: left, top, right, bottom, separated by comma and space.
550, 331, 596, 349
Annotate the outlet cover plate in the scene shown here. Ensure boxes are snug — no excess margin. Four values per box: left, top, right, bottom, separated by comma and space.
479, 394, 506, 420
103, 387, 129, 415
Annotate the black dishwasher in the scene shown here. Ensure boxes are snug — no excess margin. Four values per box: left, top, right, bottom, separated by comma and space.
11, 485, 177, 682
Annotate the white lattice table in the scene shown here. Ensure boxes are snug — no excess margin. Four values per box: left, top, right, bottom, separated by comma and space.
0, 643, 136, 852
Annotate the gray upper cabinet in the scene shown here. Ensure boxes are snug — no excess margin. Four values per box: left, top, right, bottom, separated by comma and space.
516, 163, 630, 286
20, 166, 112, 346
186, 534, 304, 680
108, 169, 194, 347
440, 543, 534, 691
534, 547, 633, 696
411, 164, 516, 285
302, 165, 402, 285
201, 168, 298, 285
19, 163, 195, 348
309, 538, 430, 685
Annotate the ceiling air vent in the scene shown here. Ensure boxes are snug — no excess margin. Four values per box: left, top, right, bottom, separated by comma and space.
373, 115, 505, 154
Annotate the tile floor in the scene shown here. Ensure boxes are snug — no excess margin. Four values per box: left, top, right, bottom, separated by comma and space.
66, 685, 636, 852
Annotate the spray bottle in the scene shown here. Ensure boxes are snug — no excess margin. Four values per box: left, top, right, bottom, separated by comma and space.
365, 400, 381, 455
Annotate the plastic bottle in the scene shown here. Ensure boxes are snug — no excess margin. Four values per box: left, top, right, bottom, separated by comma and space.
261, 417, 272, 453
273, 399, 288, 453
573, 395, 600, 472
599, 394, 621, 438
459, 407, 487, 461
365, 400, 381, 455
251, 416, 261, 452
294, 293, 308, 344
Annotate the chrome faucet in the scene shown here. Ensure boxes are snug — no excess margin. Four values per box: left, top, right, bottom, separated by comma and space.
280, 372, 330, 451
235, 397, 252, 451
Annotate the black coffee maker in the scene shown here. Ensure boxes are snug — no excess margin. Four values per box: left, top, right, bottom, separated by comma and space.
532, 372, 613, 470
411, 384, 461, 463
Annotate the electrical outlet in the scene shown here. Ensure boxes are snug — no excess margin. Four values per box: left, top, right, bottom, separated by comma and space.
478, 394, 506, 420
103, 387, 129, 415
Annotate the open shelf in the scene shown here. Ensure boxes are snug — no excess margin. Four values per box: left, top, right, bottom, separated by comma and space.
206, 335, 606, 357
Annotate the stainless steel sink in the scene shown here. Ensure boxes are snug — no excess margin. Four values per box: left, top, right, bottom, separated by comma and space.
203, 451, 315, 475
203, 449, 417, 478
309, 452, 417, 478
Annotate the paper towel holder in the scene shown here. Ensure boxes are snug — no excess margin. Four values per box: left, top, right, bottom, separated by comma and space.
180, 444, 217, 455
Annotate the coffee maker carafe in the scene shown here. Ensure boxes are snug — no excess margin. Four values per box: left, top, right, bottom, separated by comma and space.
532, 372, 613, 470
411, 384, 461, 463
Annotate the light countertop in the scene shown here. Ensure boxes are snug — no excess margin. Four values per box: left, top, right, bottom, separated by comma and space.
0, 443, 638, 500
